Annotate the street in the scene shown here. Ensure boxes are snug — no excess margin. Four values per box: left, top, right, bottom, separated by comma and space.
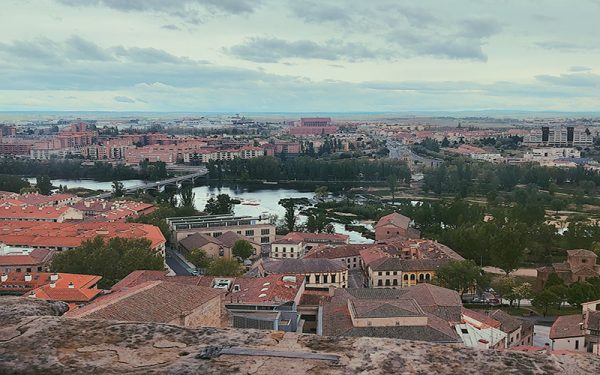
165, 247, 194, 276
348, 269, 365, 288
533, 325, 551, 347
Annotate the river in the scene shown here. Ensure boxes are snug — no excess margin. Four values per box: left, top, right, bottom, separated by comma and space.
38, 179, 374, 243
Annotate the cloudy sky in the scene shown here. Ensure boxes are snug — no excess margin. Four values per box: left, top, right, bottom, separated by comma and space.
1, 0, 600, 112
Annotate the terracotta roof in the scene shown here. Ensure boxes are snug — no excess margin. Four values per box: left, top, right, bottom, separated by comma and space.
0, 248, 53, 266
16, 193, 76, 206
226, 275, 303, 305
29, 273, 102, 303
549, 314, 585, 339
216, 231, 257, 248
111, 270, 215, 292
322, 286, 460, 343
350, 299, 424, 318
0, 205, 78, 220
304, 244, 369, 259
567, 249, 598, 258
462, 308, 502, 329
375, 212, 411, 229
282, 232, 349, 243
67, 281, 223, 323
261, 258, 347, 274
0, 221, 166, 250
179, 233, 222, 251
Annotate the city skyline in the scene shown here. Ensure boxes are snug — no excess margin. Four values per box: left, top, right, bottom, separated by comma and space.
1, 0, 600, 112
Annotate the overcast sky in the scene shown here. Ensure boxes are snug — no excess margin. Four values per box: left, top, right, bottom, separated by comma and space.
1, 0, 599, 112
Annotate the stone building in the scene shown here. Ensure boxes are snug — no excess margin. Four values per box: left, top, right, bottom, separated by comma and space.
537, 249, 600, 287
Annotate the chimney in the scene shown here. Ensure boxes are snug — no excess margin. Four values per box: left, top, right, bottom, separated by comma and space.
1, 273, 7, 282
50, 273, 59, 281
68, 281, 75, 289
24, 273, 32, 282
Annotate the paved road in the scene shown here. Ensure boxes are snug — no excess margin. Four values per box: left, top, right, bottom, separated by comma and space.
534, 325, 551, 347
348, 269, 365, 288
166, 248, 194, 276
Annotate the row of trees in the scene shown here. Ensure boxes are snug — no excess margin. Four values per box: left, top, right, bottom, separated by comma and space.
0, 159, 169, 182
207, 156, 411, 182
532, 274, 600, 316
0, 174, 30, 193
423, 157, 600, 196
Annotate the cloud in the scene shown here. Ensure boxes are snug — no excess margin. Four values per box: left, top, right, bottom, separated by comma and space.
56, 0, 260, 22
161, 24, 181, 31
536, 72, 600, 87
113, 95, 135, 103
287, 1, 353, 25
227, 37, 385, 63
534, 41, 586, 52
65, 36, 114, 61
570, 66, 592, 72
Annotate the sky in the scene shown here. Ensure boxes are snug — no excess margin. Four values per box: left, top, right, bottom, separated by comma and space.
1, 0, 600, 112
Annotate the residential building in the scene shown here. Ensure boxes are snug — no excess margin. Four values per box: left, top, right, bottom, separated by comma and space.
178, 231, 260, 259
458, 308, 507, 349
271, 238, 304, 259
0, 248, 53, 273
0, 221, 166, 255
537, 249, 600, 288
67, 281, 226, 328
486, 309, 535, 348
321, 284, 462, 343
167, 214, 276, 244
29, 273, 103, 304
374, 212, 421, 241
279, 232, 349, 252
523, 126, 593, 147
289, 117, 337, 136
225, 274, 305, 332
303, 244, 370, 269
359, 239, 463, 288
549, 299, 600, 354
257, 258, 348, 289
524, 147, 581, 162
0, 205, 83, 222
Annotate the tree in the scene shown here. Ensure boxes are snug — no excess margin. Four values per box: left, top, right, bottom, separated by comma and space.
490, 223, 526, 275
50, 236, 164, 289
387, 175, 398, 203
441, 137, 450, 148
179, 183, 195, 209
186, 248, 211, 269
0, 175, 30, 193
315, 186, 328, 200
279, 198, 297, 233
36, 175, 52, 195
544, 272, 564, 288
532, 289, 560, 317
306, 209, 333, 233
566, 282, 598, 308
206, 258, 244, 276
204, 194, 233, 215
112, 180, 125, 198
491, 276, 518, 306
550, 199, 566, 214
512, 282, 532, 308
232, 240, 254, 260
435, 260, 489, 298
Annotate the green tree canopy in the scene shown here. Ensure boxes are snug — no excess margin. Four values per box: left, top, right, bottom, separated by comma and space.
232, 240, 254, 260
186, 248, 211, 269
112, 180, 125, 198
50, 236, 164, 289
435, 260, 489, 297
206, 257, 244, 277
204, 194, 234, 215
36, 175, 53, 195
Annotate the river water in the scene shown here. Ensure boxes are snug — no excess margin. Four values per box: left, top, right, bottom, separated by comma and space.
38, 179, 373, 243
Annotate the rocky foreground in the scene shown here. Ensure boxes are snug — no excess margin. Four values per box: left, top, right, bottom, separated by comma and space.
1, 296, 599, 374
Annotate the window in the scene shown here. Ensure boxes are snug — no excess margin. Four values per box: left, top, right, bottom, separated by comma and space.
275, 247, 279, 251
315, 275, 320, 283
245, 230, 254, 236
213, 232, 222, 237
403, 274, 408, 281
261, 228, 270, 235
378, 272, 383, 276
386, 271, 390, 276
393, 271, 397, 276
461, 328, 468, 334
26, 268, 31, 273
283, 247, 287, 252
410, 274, 415, 280
15, 268, 21, 273
261, 236, 269, 243
331, 274, 336, 283
393, 279, 398, 286
305, 275, 310, 283
575, 340, 579, 350
377, 280, 383, 286
323, 275, 329, 283
385, 280, 390, 286
419, 274, 424, 281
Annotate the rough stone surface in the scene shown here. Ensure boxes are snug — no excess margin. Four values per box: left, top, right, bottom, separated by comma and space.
1, 296, 600, 374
